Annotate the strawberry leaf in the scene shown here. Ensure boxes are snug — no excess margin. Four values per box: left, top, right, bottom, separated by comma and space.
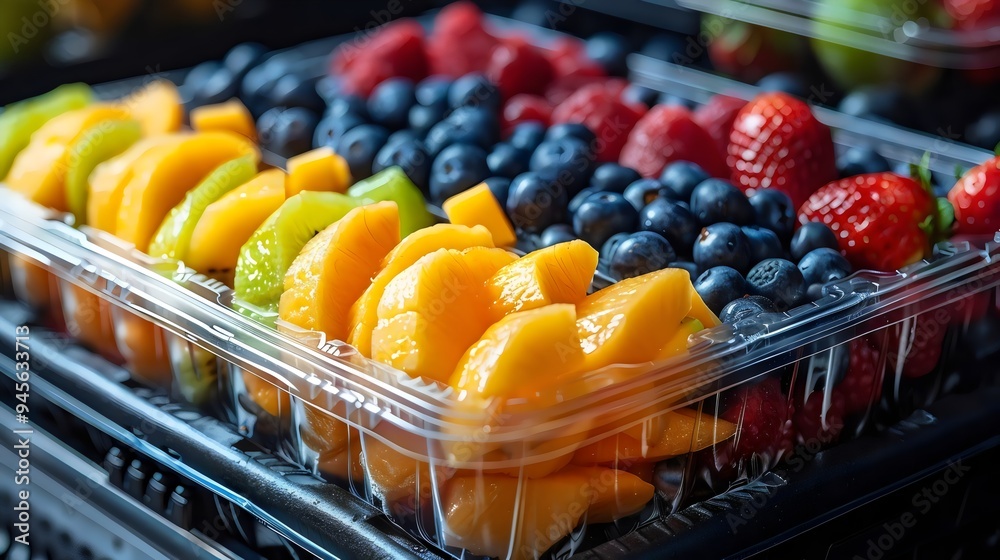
922, 197, 955, 243
954, 164, 965, 181
995, 141, 1000, 157
908, 152, 933, 195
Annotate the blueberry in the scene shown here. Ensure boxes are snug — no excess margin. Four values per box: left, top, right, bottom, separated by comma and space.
487, 143, 530, 179
741, 225, 784, 264
690, 179, 755, 226
544, 123, 597, 147
966, 110, 1000, 151
756, 72, 809, 98
641, 34, 686, 62
484, 176, 512, 209
569, 186, 602, 215
573, 191, 639, 249
449, 73, 501, 112
719, 296, 772, 324
797, 248, 852, 289
623, 179, 666, 211
529, 137, 594, 195
241, 61, 286, 117
257, 107, 319, 158
425, 107, 498, 154
385, 129, 421, 149
671, 261, 700, 281
313, 113, 365, 150
621, 84, 659, 108
408, 103, 447, 135
316, 76, 345, 103
540, 224, 577, 247
693, 222, 752, 274
609, 232, 676, 281
695, 266, 747, 316
749, 190, 795, 243
196, 67, 240, 106
639, 198, 699, 254
837, 146, 891, 178
336, 124, 390, 181
367, 78, 416, 131
586, 32, 630, 76
415, 76, 452, 109
429, 143, 490, 204
600, 232, 630, 266
184, 61, 222, 95
660, 161, 710, 202
506, 171, 569, 234
325, 94, 369, 121
837, 86, 916, 128
373, 139, 431, 192
790, 222, 839, 262
591, 163, 641, 194
508, 121, 547, 153
269, 74, 325, 113
745, 258, 806, 311
224, 42, 267, 77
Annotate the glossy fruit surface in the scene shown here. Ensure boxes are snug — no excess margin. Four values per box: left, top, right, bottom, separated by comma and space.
609, 231, 676, 280
572, 191, 639, 250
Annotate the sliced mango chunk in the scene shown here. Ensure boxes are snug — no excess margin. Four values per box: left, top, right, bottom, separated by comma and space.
190, 98, 256, 141
114, 131, 260, 250
443, 183, 517, 247
120, 80, 183, 135
279, 202, 401, 341
655, 317, 703, 361
486, 240, 597, 321
347, 223, 495, 356
0, 83, 92, 180
573, 408, 736, 464
577, 268, 693, 370
286, 147, 352, 196
372, 247, 515, 382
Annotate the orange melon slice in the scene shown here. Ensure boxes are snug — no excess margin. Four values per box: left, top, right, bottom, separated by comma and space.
485, 240, 598, 321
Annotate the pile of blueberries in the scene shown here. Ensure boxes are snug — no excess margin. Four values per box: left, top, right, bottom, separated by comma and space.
187, 45, 855, 327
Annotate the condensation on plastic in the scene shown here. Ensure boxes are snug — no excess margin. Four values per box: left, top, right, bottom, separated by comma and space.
674, 0, 1000, 69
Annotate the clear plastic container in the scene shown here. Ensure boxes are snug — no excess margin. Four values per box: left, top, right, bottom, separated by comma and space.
674, 0, 1000, 70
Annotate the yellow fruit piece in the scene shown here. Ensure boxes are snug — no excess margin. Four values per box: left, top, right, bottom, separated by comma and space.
120, 80, 183, 135
486, 240, 597, 321
6, 104, 130, 211
87, 134, 189, 233
242, 370, 287, 417
577, 268, 693, 370
451, 304, 583, 399
114, 131, 260, 250
442, 467, 652, 560
655, 317, 703, 361
190, 98, 256, 141
364, 422, 432, 505
299, 402, 364, 482
285, 147, 352, 196
279, 202, 400, 341
186, 169, 286, 282
442, 182, 517, 247
347, 223, 495, 356
113, 311, 172, 387
372, 247, 516, 382
573, 408, 736, 464
688, 285, 722, 329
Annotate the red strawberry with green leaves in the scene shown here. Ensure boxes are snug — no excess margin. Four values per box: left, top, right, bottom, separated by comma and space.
620, 105, 729, 179
728, 92, 838, 208
797, 159, 954, 272
948, 152, 1000, 235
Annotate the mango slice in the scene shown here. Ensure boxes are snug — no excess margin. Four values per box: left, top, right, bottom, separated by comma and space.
363, 422, 432, 506
443, 182, 517, 247
347, 223, 495, 356
242, 370, 287, 417
688, 284, 722, 329
300, 402, 364, 483
65, 118, 143, 226
442, 467, 653, 560
6, 104, 131, 211
372, 247, 516, 382
655, 317, 703, 361
573, 408, 736, 464
120, 80, 183, 136
486, 240, 598, 321
186, 169, 286, 283
286, 147, 352, 196
114, 131, 260, 251
0, 83, 92, 180
577, 268, 693, 370
279, 202, 400, 341
88, 134, 190, 232
190, 99, 256, 141
347, 167, 435, 236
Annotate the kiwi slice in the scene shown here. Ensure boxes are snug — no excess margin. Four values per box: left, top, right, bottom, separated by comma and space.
234, 191, 362, 316
65, 119, 143, 226
347, 166, 435, 236
0, 83, 92, 179
148, 155, 258, 261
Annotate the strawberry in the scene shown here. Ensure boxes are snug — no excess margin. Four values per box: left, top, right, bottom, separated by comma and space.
728, 92, 837, 208
552, 83, 645, 161
486, 37, 554, 99
792, 390, 846, 446
619, 105, 730, 179
945, 0, 1000, 29
331, 21, 429, 96
501, 94, 553, 134
704, 16, 804, 83
798, 166, 953, 272
547, 37, 606, 80
836, 336, 884, 416
720, 377, 793, 460
693, 94, 746, 157
427, 1, 499, 78
948, 154, 1000, 235
886, 312, 948, 379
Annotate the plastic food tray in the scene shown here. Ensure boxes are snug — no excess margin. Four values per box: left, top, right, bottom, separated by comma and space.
674, 0, 1000, 69
2, 19, 1000, 560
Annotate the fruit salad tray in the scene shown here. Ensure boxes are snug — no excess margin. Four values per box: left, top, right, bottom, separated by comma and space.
2, 6, 1000, 560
